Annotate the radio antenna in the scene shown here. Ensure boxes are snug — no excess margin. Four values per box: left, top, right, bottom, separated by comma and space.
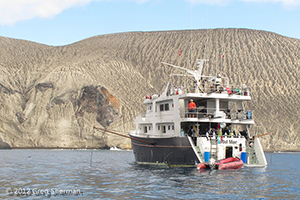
190, 4, 193, 69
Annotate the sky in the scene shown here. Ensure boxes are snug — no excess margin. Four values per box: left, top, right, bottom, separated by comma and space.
0, 0, 299, 46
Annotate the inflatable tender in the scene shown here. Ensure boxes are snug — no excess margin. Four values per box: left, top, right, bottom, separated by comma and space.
197, 157, 243, 170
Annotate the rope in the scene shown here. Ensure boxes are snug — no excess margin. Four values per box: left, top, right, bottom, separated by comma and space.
89, 128, 95, 167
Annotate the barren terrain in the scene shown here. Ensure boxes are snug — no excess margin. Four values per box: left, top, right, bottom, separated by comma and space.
0, 29, 299, 151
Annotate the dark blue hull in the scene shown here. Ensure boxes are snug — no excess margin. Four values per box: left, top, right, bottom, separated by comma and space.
130, 135, 200, 167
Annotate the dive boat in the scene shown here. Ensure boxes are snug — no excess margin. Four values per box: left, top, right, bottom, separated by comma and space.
129, 59, 267, 168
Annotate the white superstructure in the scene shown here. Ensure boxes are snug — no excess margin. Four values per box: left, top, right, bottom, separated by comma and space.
130, 59, 267, 167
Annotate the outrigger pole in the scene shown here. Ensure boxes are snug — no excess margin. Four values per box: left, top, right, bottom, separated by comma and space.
93, 126, 153, 145
251, 131, 273, 139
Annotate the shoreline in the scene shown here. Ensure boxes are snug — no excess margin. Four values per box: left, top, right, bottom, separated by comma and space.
9, 147, 108, 150
0, 147, 299, 152
0, 146, 134, 151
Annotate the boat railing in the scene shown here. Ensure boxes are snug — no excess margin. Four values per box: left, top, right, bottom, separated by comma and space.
229, 110, 253, 120
202, 85, 250, 96
145, 84, 250, 99
199, 131, 246, 139
184, 108, 253, 120
184, 107, 214, 119
169, 85, 250, 96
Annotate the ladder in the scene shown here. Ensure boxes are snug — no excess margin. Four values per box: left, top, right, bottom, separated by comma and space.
187, 136, 203, 163
195, 145, 205, 162
210, 138, 218, 160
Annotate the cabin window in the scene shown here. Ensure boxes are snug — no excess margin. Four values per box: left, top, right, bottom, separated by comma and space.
165, 103, 169, 111
172, 125, 174, 130
157, 101, 173, 112
160, 104, 164, 111
148, 105, 152, 110
168, 125, 170, 130
158, 126, 160, 131
162, 126, 166, 133
149, 126, 151, 131
144, 126, 147, 133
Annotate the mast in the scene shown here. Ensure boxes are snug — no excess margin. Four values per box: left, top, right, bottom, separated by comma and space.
161, 59, 209, 93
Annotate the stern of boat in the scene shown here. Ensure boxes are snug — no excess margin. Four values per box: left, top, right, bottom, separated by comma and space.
245, 137, 267, 167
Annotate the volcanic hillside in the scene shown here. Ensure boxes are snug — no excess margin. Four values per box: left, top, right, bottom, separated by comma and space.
0, 28, 299, 151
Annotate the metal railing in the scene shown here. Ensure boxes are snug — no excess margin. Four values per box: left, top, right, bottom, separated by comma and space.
183, 108, 253, 120
184, 107, 213, 119
169, 85, 251, 96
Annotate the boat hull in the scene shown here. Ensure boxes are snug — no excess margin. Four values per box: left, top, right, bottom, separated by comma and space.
130, 135, 200, 167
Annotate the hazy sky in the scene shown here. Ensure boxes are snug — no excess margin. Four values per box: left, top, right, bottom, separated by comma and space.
0, 0, 299, 46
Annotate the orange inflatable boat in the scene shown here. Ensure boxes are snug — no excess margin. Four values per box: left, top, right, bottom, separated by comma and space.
197, 157, 243, 170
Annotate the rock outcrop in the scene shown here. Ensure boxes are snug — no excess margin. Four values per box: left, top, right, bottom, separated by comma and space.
0, 29, 299, 151
0, 138, 11, 149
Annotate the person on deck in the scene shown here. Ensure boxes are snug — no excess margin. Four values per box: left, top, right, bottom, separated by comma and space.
187, 99, 196, 118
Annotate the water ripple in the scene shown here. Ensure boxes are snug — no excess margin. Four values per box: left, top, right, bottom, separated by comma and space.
0, 150, 299, 199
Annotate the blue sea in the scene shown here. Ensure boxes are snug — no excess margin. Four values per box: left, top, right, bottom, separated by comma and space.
0, 149, 299, 199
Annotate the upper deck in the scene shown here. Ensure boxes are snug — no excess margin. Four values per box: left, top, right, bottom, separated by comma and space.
142, 92, 254, 125
133, 60, 255, 138
140, 59, 253, 125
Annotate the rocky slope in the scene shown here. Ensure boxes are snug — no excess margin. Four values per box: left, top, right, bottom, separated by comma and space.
0, 29, 299, 151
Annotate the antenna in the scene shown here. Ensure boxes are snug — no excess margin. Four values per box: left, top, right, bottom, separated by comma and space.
206, 7, 209, 62
190, 4, 193, 69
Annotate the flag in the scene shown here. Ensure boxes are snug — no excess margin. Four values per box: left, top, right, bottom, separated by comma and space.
178, 49, 181, 56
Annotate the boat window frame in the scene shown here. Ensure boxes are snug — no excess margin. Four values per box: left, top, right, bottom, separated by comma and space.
165, 103, 169, 111
162, 126, 166, 133
160, 104, 164, 111
156, 100, 173, 112
156, 123, 175, 134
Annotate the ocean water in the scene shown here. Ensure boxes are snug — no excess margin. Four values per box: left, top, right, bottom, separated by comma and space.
0, 150, 299, 199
